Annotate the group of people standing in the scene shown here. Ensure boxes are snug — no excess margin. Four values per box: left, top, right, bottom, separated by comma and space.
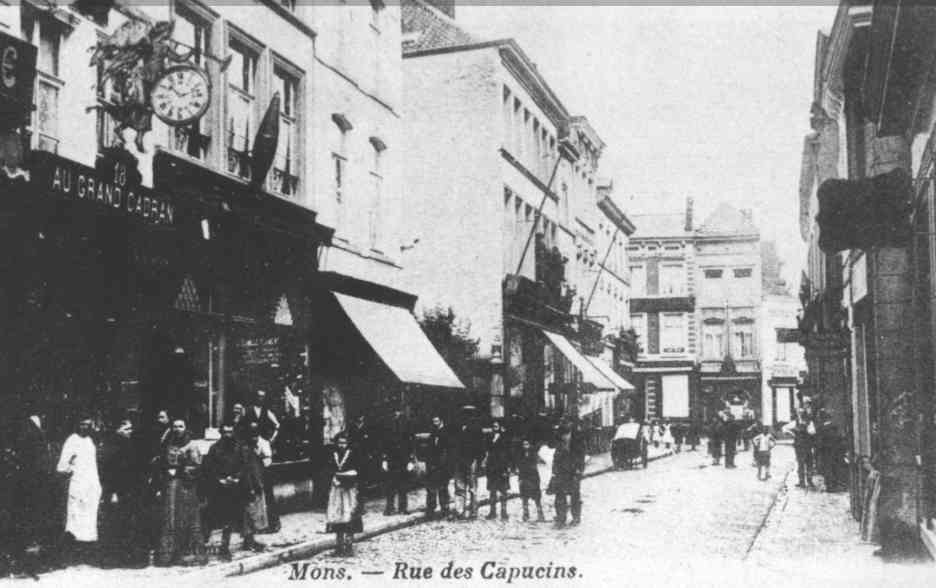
322, 411, 590, 556
0, 391, 284, 577
783, 406, 847, 492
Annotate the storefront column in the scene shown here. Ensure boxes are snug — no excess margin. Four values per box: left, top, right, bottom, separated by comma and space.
868, 134, 920, 553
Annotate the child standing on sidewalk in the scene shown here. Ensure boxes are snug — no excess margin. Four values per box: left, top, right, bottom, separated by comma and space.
518, 439, 546, 522
752, 425, 776, 481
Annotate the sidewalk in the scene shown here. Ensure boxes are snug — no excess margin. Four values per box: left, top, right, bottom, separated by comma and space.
23, 445, 674, 586
745, 462, 934, 587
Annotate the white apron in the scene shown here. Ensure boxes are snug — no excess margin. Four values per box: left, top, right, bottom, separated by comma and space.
56, 433, 102, 542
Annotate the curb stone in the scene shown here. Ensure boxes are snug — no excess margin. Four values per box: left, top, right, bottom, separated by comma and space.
190, 449, 677, 579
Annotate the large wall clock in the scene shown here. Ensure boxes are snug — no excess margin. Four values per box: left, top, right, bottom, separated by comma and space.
150, 64, 211, 127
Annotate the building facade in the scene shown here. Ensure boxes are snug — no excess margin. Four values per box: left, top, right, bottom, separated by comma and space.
400, 0, 634, 426
694, 204, 763, 423
801, 0, 936, 558
760, 241, 806, 427
0, 0, 460, 474
628, 204, 697, 422
629, 201, 765, 426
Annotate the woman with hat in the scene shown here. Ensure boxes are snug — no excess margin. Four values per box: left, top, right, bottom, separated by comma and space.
325, 432, 362, 556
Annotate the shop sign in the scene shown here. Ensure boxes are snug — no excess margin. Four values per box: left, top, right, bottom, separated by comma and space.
31, 152, 175, 225
0, 30, 37, 125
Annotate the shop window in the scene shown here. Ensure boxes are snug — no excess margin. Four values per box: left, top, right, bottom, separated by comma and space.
171, 3, 212, 160
271, 65, 301, 197
23, 10, 61, 153
226, 39, 259, 179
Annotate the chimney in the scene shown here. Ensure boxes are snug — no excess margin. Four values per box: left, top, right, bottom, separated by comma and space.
425, 0, 456, 19
685, 197, 694, 232
740, 208, 753, 225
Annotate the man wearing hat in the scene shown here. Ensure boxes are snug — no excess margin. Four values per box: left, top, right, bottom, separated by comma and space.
550, 421, 586, 528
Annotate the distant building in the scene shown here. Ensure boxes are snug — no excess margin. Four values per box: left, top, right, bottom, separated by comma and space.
759, 241, 805, 427
694, 203, 762, 422
630, 201, 769, 425
628, 203, 697, 422
400, 0, 635, 424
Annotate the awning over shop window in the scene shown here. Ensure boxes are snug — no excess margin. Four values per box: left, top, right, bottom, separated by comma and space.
334, 292, 464, 389
541, 330, 615, 391
585, 355, 635, 391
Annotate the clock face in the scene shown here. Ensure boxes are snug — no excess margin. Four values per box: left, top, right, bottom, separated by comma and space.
151, 65, 211, 126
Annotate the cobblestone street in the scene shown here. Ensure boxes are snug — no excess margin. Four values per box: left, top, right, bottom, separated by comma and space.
235, 445, 933, 588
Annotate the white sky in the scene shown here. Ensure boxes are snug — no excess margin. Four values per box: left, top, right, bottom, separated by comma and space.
456, 5, 837, 285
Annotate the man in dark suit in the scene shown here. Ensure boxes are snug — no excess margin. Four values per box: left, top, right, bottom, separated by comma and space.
425, 415, 451, 519
485, 420, 512, 520
381, 410, 413, 515
552, 422, 587, 528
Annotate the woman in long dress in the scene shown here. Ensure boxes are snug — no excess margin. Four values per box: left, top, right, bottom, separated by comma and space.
325, 433, 361, 556
56, 417, 102, 564
155, 419, 206, 567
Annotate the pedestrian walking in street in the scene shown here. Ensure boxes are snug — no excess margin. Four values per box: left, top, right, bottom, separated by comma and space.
687, 421, 700, 451
548, 423, 586, 528
752, 425, 776, 481
203, 423, 249, 561
381, 409, 413, 516
815, 410, 847, 492
99, 419, 147, 568
154, 419, 206, 567
784, 409, 816, 489
707, 416, 723, 465
640, 420, 651, 468
484, 420, 511, 520
720, 409, 738, 468
326, 433, 362, 557
518, 439, 545, 522
56, 416, 102, 566
671, 422, 685, 453
452, 410, 484, 520
425, 415, 451, 519
660, 421, 674, 450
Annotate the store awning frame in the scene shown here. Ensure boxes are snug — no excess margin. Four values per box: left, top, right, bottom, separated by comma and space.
334, 292, 464, 390
541, 329, 615, 391
585, 354, 635, 392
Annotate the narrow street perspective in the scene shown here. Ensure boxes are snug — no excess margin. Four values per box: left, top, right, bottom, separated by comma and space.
2, 1, 936, 587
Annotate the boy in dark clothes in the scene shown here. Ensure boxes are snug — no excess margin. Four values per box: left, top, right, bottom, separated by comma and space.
518, 439, 545, 522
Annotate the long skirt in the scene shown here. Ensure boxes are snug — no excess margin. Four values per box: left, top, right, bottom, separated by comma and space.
156, 479, 206, 566
326, 483, 362, 533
